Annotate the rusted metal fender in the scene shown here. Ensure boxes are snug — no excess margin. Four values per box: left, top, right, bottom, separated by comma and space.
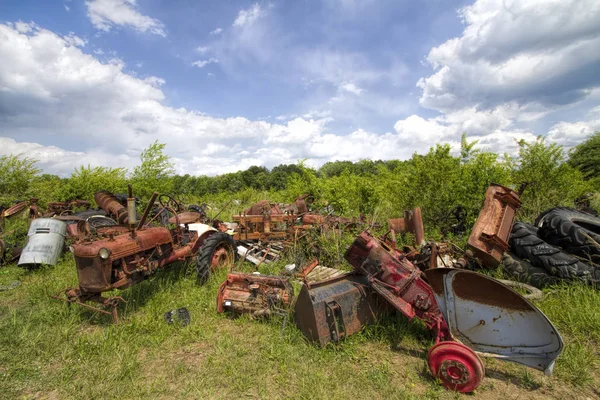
424, 268, 563, 375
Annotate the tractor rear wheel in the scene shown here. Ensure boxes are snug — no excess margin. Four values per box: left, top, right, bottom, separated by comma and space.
196, 232, 236, 284
536, 207, 600, 264
509, 222, 599, 282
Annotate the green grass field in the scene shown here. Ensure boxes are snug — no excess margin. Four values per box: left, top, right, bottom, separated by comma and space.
1, 247, 599, 399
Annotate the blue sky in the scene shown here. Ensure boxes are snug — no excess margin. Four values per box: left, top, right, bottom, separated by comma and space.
0, 0, 599, 176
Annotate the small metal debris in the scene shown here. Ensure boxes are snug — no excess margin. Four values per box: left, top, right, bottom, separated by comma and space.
164, 308, 191, 326
0, 281, 20, 291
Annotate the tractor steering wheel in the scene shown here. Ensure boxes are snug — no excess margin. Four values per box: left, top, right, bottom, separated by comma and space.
158, 194, 183, 213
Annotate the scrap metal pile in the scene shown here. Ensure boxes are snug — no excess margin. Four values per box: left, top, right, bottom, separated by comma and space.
3, 183, 600, 392
215, 183, 569, 392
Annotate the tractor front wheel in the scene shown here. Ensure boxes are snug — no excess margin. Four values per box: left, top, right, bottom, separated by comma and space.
196, 232, 236, 284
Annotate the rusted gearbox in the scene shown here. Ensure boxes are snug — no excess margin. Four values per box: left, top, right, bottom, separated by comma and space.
217, 273, 293, 317
294, 273, 392, 346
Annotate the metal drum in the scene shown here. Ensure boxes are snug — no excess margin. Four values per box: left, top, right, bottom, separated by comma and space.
18, 218, 67, 266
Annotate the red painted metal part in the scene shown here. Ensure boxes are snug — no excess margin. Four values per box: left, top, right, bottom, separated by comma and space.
427, 341, 484, 393
344, 230, 451, 342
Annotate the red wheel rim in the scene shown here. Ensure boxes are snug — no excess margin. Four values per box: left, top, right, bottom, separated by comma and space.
427, 341, 484, 393
211, 245, 233, 271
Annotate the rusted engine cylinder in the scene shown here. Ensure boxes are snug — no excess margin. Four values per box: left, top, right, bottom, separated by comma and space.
94, 191, 129, 224
294, 274, 392, 346
217, 273, 292, 317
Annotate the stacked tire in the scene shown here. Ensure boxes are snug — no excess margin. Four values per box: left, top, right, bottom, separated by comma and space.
505, 208, 600, 288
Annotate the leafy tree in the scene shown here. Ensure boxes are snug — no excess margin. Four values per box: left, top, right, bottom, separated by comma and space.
512, 137, 588, 221
268, 164, 302, 190
29, 174, 65, 207
59, 165, 128, 203
0, 154, 40, 204
319, 161, 354, 178
460, 133, 480, 164
131, 141, 175, 199
568, 131, 600, 179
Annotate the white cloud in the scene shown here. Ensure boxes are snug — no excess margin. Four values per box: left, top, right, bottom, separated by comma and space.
1, 22, 402, 176
196, 46, 210, 54
418, 0, 600, 113
547, 108, 600, 147
65, 4, 71, 12
233, 3, 267, 27
392, 106, 539, 156
191, 57, 219, 68
340, 83, 363, 95
2, 16, 598, 179
209, 27, 223, 35
85, 0, 166, 36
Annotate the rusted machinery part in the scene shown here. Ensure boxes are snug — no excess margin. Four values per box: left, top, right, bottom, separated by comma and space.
467, 183, 521, 269
217, 273, 293, 317
2, 201, 29, 218
94, 191, 128, 224
167, 212, 202, 225
427, 341, 485, 393
496, 279, 543, 301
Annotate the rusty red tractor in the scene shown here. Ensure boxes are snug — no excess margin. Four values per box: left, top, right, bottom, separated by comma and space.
54, 186, 236, 323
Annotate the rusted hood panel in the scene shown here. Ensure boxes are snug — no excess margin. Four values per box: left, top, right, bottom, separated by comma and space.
72, 227, 173, 260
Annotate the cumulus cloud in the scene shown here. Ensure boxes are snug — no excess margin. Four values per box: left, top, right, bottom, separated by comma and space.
209, 27, 223, 35
405, 0, 600, 156
547, 107, 600, 147
85, 0, 166, 36
418, 0, 600, 113
0, 22, 420, 176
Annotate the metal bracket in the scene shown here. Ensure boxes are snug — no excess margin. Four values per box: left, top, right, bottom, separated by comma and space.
325, 300, 345, 343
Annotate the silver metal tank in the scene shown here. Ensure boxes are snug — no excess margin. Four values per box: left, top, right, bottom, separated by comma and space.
18, 218, 67, 266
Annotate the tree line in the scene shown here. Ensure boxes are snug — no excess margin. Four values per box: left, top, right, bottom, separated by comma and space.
1, 133, 599, 231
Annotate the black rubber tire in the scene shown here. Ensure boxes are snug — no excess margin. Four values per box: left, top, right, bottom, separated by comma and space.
72, 208, 108, 220
195, 232, 236, 284
536, 207, 600, 264
501, 252, 563, 289
509, 222, 600, 283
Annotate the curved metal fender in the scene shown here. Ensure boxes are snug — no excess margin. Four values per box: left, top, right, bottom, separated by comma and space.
424, 268, 563, 375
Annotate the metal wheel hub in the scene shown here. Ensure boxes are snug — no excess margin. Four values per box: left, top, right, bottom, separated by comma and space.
439, 359, 469, 385
427, 341, 484, 393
